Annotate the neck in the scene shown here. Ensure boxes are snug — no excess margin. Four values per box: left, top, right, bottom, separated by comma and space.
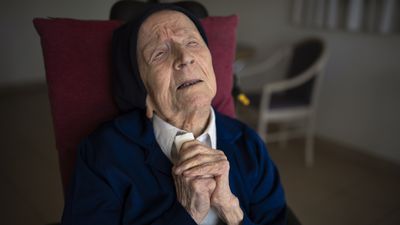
165, 107, 211, 137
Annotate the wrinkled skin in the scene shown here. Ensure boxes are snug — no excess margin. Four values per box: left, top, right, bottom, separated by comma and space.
137, 10, 216, 136
137, 10, 243, 225
173, 140, 243, 224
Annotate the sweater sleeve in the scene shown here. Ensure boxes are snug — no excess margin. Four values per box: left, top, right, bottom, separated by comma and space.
241, 129, 288, 225
61, 139, 198, 225
61, 139, 123, 225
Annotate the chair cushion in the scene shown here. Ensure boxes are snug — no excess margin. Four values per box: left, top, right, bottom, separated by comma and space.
286, 39, 324, 105
202, 16, 237, 119
33, 15, 237, 192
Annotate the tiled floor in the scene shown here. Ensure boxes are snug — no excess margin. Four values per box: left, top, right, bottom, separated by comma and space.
0, 85, 399, 225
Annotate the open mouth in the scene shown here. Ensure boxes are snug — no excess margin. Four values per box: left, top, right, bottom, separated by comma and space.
177, 79, 203, 90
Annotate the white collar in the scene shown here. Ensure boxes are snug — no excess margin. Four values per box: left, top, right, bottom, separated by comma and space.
152, 108, 217, 162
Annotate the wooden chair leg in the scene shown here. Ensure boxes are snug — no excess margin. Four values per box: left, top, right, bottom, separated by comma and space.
305, 118, 315, 167
279, 123, 289, 148
258, 118, 267, 142
305, 135, 314, 167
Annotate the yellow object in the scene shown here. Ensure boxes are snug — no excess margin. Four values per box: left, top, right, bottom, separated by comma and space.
237, 93, 250, 106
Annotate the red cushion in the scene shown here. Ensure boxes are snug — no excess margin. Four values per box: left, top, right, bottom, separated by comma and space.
202, 16, 237, 118
33, 15, 237, 193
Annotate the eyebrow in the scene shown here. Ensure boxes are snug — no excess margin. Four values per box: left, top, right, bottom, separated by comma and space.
140, 28, 199, 59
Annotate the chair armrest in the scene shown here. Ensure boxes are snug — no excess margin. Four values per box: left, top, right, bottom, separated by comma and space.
262, 49, 328, 94
263, 69, 317, 94
258, 50, 328, 111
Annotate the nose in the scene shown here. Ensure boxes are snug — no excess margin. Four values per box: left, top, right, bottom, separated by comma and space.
174, 47, 195, 70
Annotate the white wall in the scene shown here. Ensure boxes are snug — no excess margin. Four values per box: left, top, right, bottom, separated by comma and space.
198, 0, 400, 164
317, 33, 400, 164
0, 0, 117, 86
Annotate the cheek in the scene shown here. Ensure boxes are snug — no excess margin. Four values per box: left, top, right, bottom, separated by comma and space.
197, 51, 217, 91
146, 66, 174, 99
137, 59, 151, 90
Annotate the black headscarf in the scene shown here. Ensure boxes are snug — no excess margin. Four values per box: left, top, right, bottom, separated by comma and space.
111, 3, 209, 113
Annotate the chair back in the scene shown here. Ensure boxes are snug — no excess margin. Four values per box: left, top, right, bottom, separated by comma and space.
286, 38, 325, 105
110, 0, 209, 21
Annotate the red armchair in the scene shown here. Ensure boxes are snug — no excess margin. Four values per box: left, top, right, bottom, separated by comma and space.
33, 15, 238, 194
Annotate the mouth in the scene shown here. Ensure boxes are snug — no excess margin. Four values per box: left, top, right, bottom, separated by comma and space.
177, 79, 203, 90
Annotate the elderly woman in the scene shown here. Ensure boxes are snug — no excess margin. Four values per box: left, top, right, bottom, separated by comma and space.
62, 4, 286, 225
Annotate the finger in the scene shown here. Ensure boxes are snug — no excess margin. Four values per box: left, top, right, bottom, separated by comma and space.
178, 140, 206, 155
177, 143, 216, 163
174, 152, 227, 175
183, 160, 229, 177
175, 153, 224, 175
172, 174, 183, 203
174, 173, 195, 206
195, 177, 216, 194
190, 177, 216, 194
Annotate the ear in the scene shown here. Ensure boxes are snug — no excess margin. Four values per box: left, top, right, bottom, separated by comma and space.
145, 95, 155, 119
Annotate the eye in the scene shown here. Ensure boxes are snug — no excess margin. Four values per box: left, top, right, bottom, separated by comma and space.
187, 40, 199, 47
154, 51, 165, 58
151, 47, 168, 62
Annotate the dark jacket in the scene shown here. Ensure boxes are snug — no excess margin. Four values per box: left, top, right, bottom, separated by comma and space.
62, 109, 287, 225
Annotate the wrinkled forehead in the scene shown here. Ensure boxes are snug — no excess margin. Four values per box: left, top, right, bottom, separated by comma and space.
137, 10, 200, 47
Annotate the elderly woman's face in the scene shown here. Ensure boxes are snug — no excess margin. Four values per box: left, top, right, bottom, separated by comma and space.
137, 10, 216, 119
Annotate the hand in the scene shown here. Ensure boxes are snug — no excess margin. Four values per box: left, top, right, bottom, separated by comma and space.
173, 141, 243, 225
172, 141, 217, 223
172, 170, 216, 224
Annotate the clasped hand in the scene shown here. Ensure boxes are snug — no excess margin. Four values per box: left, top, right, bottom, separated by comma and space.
172, 140, 243, 225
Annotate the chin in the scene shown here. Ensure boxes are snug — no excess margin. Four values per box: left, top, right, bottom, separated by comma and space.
180, 95, 212, 112
176, 86, 215, 110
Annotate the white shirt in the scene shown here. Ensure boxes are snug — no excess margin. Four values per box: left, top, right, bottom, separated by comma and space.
152, 108, 220, 225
